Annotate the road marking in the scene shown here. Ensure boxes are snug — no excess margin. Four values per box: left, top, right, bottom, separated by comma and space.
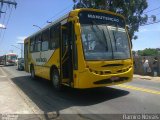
116, 84, 160, 95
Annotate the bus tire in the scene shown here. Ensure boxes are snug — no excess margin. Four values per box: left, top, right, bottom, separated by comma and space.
30, 65, 36, 80
51, 69, 62, 91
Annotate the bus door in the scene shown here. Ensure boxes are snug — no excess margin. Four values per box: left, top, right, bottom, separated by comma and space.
24, 42, 29, 72
60, 22, 74, 86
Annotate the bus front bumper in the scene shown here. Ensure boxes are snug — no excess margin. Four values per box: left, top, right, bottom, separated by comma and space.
74, 68, 133, 89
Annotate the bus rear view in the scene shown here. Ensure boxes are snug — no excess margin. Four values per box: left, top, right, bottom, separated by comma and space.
3, 53, 18, 66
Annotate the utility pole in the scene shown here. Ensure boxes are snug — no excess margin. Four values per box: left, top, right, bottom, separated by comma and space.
17, 43, 23, 58
0, 0, 17, 16
11, 43, 23, 58
0, 11, 5, 13
0, 0, 17, 22
0, 0, 17, 8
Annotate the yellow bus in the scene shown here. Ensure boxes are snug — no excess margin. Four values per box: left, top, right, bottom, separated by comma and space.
24, 8, 133, 90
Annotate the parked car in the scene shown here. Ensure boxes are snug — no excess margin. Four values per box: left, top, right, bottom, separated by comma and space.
17, 58, 24, 70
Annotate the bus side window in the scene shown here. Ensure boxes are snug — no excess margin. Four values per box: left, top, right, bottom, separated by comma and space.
50, 27, 55, 49
50, 25, 60, 50
30, 37, 35, 52
35, 34, 41, 52
42, 29, 50, 51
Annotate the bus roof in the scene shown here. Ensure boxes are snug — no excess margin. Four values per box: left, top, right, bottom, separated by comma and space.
24, 13, 70, 42
24, 8, 125, 42
5, 53, 17, 56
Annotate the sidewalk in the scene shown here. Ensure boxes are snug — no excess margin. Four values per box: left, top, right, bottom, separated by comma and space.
0, 78, 34, 114
134, 74, 160, 80
0, 67, 34, 114
0, 67, 51, 120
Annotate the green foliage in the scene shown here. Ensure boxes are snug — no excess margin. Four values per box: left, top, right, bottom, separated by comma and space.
137, 48, 159, 56
73, 0, 149, 40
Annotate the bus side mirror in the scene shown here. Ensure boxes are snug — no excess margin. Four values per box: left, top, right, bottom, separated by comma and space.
75, 23, 81, 36
125, 25, 132, 49
126, 25, 129, 31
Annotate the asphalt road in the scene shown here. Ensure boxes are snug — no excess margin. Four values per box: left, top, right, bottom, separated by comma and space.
0, 66, 160, 120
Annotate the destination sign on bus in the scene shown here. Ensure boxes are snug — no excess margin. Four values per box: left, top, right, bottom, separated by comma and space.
79, 11, 125, 28
87, 14, 119, 23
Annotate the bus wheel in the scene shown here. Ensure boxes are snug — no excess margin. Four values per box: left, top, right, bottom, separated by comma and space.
52, 69, 61, 91
30, 66, 36, 80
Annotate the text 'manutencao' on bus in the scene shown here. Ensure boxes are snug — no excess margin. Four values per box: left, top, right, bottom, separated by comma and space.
24, 8, 133, 90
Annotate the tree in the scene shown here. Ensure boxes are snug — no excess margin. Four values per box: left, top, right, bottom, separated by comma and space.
73, 0, 149, 40
137, 48, 159, 56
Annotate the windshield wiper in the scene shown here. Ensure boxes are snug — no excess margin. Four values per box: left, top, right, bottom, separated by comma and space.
105, 26, 114, 59
101, 29, 109, 51
112, 31, 118, 51
91, 21, 108, 51
90, 22, 103, 43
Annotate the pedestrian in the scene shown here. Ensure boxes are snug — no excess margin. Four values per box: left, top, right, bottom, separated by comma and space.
142, 57, 146, 74
143, 58, 150, 75
142, 57, 145, 64
152, 57, 158, 77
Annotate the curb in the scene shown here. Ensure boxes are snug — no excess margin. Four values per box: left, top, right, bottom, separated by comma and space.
134, 75, 160, 80
134, 76, 151, 80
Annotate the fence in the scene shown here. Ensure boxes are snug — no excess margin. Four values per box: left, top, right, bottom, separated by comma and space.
133, 56, 160, 76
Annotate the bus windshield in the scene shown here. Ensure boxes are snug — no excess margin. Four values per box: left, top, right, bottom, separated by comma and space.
7, 55, 17, 60
81, 24, 130, 60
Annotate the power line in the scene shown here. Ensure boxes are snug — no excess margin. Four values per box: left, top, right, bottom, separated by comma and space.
0, 0, 17, 47
0, 0, 17, 8
148, 12, 160, 19
41, 4, 73, 27
155, 12, 160, 16
5, 4, 13, 25
48, 4, 72, 21
143, 6, 160, 14
0, 6, 7, 43
0, 5, 13, 46
0, 4, 5, 17
141, 20, 160, 26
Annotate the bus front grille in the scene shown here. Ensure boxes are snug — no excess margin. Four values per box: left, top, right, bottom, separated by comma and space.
93, 77, 129, 85
89, 69, 111, 75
